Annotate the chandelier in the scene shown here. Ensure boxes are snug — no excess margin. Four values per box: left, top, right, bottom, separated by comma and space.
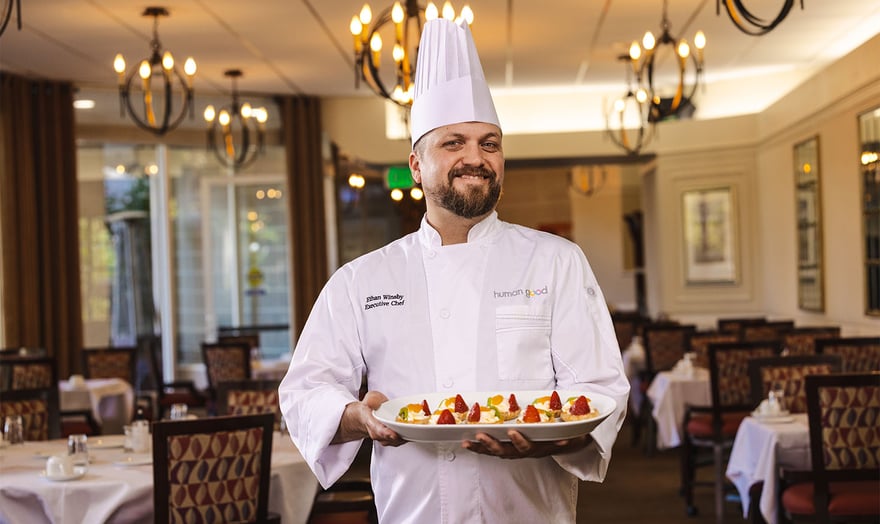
718, 0, 803, 36
0, 0, 21, 38
349, 1, 474, 107
628, 0, 705, 123
203, 70, 268, 170
604, 55, 653, 156
113, 7, 196, 136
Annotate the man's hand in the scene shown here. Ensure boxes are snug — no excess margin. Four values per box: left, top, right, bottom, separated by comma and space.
461, 430, 592, 459
332, 391, 405, 447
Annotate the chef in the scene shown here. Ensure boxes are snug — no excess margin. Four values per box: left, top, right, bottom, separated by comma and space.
279, 17, 629, 524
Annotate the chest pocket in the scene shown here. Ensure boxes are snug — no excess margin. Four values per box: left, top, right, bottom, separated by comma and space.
495, 305, 552, 380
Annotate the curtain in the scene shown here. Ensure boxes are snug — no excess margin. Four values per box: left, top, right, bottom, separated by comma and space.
278, 96, 328, 339
0, 72, 81, 378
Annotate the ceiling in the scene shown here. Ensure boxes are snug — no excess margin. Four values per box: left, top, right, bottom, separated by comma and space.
2, 0, 880, 132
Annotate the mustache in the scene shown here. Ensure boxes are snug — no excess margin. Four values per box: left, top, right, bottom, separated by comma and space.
448, 166, 496, 182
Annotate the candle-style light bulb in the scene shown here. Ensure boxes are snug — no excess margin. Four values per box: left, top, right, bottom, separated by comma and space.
426, 2, 439, 20
204, 105, 216, 123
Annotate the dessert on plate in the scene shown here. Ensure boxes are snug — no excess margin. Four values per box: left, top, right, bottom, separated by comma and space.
560, 395, 599, 422
486, 393, 521, 421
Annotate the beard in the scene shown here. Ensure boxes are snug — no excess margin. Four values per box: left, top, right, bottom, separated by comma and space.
431, 166, 502, 219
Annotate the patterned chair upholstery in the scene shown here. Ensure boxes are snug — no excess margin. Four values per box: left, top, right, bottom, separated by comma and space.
747, 355, 842, 413
0, 357, 55, 390
741, 320, 795, 342
717, 316, 766, 333
611, 311, 646, 352
0, 387, 60, 440
781, 373, 880, 523
643, 323, 697, 376
688, 331, 739, 370
202, 342, 252, 394
82, 347, 136, 382
816, 337, 880, 373
680, 340, 782, 520
152, 413, 277, 524
782, 327, 841, 356
216, 380, 281, 430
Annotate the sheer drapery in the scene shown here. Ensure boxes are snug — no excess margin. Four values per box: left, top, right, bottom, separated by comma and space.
0, 72, 81, 378
278, 96, 328, 339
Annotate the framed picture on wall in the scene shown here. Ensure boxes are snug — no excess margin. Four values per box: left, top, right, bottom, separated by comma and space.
794, 136, 824, 311
682, 187, 738, 284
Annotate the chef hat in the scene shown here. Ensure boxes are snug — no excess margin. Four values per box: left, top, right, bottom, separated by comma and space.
410, 18, 500, 147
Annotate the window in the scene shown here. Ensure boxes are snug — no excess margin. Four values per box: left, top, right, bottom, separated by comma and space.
860, 106, 880, 314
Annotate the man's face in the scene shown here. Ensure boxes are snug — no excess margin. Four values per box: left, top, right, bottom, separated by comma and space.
409, 121, 504, 219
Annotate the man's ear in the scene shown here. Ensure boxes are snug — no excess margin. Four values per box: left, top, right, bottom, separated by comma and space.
409, 151, 422, 184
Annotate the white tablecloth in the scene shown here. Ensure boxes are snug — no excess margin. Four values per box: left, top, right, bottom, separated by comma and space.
726, 414, 810, 524
646, 368, 711, 448
58, 378, 134, 435
0, 431, 318, 524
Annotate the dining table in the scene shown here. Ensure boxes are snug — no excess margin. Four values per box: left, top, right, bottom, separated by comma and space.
645, 367, 711, 449
58, 378, 134, 435
0, 430, 319, 524
726, 413, 810, 524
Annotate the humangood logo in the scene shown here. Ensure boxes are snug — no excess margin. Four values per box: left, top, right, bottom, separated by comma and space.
493, 285, 549, 299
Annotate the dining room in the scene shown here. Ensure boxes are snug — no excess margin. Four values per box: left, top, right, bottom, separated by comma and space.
2, 1, 880, 523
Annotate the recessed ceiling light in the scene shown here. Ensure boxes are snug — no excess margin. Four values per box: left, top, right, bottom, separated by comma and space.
73, 99, 95, 109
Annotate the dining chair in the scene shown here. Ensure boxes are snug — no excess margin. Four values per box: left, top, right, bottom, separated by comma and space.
747, 354, 842, 414
217, 334, 260, 357
216, 379, 281, 430
201, 341, 252, 405
780, 326, 841, 356
309, 440, 378, 524
815, 336, 880, 373
780, 373, 880, 523
0, 356, 56, 390
716, 317, 765, 334
0, 387, 60, 440
152, 413, 279, 524
638, 322, 696, 454
139, 334, 207, 420
741, 320, 795, 342
687, 330, 740, 370
680, 340, 782, 522
82, 346, 137, 383
611, 310, 647, 352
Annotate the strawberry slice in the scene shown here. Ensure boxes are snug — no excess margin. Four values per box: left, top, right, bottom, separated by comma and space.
454, 394, 468, 413
522, 405, 541, 423
571, 395, 590, 415
549, 390, 562, 410
421, 399, 431, 416
467, 402, 481, 423
436, 409, 456, 425
508, 394, 520, 411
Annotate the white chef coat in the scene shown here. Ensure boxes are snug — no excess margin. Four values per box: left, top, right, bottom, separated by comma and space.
280, 212, 629, 524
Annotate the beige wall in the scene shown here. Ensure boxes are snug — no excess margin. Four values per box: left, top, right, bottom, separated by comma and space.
321, 34, 880, 336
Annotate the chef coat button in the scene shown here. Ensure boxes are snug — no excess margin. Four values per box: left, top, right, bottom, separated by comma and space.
445, 450, 456, 461
427, 250, 436, 258
440, 308, 450, 319
586, 287, 596, 297
442, 379, 454, 388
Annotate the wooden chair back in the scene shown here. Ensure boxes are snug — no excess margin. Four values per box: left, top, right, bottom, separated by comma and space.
0, 387, 60, 440
611, 311, 646, 351
152, 413, 275, 524
741, 320, 795, 342
687, 331, 739, 369
815, 337, 880, 373
0, 356, 56, 391
798, 373, 880, 522
717, 317, 765, 333
201, 342, 252, 393
707, 341, 782, 427
747, 354, 842, 413
781, 326, 841, 356
216, 379, 281, 430
82, 346, 137, 383
642, 323, 697, 377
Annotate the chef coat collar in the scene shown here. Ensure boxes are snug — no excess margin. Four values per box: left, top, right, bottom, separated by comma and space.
418, 211, 501, 247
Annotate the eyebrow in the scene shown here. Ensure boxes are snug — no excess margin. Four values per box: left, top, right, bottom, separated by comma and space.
439, 131, 502, 142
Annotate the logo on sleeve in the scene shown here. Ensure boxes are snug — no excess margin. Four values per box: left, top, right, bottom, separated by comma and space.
364, 293, 406, 311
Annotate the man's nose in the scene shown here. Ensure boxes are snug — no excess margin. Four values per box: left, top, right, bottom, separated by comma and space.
460, 142, 484, 166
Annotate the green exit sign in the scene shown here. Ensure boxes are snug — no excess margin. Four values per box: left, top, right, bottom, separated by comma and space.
386, 166, 414, 189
